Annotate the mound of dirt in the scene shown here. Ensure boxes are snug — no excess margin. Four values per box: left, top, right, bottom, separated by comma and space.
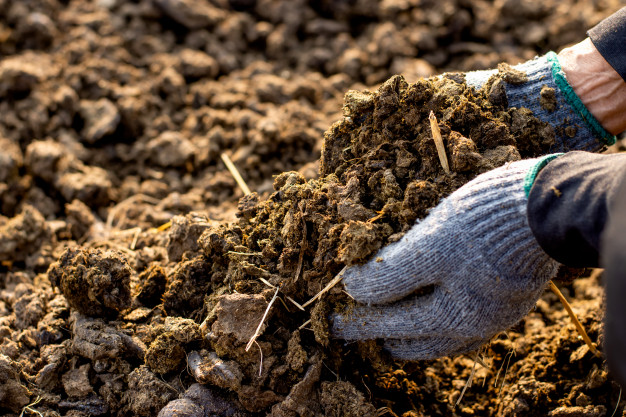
1, 0, 625, 416
150, 71, 557, 415
14, 70, 602, 417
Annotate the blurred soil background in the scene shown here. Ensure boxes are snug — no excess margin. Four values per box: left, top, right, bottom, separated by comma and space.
1, 0, 625, 416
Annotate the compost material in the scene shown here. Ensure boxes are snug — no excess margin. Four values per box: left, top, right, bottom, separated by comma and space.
1, 0, 624, 416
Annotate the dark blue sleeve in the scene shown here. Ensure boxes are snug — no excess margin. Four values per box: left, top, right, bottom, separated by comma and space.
528, 151, 626, 388
588, 7, 626, 82
603, 168, 626, 390
527, 151, 626, 267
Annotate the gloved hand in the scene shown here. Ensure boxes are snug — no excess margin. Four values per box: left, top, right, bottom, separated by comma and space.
332, 155, 562, 360
462, 46, 616, 153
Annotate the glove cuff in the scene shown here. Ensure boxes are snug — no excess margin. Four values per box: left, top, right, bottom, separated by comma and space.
523, 153, 564, 197
544, 52, 616, 147
466, 54, 616, 153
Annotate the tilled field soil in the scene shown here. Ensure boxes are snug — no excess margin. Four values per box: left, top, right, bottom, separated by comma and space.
1, 0, 625, 416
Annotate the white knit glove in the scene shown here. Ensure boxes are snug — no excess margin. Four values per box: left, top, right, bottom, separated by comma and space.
332, 156, 562, 359
464, 53, 615, 153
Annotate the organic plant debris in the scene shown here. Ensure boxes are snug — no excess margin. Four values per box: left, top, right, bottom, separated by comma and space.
1, 1, 625, 416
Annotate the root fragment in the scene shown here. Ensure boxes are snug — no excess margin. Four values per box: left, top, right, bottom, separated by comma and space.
245, 287, 279, 351
454, 350, 481, 408
493, 348, 514, 400
302, 267, 347, 308
257, 278, 305, 311
254, 340, 264, 377
19, 396, 43, 417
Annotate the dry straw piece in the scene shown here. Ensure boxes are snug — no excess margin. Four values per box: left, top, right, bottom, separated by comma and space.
246, 287, 280, 352
429, 111, 450, 174
221, 152, 252, 196
302, 266, 347, 308
549, 280, 602, 358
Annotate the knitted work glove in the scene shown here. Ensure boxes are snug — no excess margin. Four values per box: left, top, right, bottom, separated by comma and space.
332, 156, 562, 360
464, 53, 616, 153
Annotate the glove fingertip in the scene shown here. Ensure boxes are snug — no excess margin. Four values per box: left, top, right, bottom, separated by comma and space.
341, 263, 393, 304
384, 338, 487, 361
329, 311, 364, 341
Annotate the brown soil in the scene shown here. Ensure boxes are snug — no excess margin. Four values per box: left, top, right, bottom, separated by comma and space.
1, 1, 625, 416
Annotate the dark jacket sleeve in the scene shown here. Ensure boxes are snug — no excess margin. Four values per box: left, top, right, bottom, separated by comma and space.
603, 170, 626, 389
527, 151, 626, 267
588, 6, 626, 82
528, 150, 626, 389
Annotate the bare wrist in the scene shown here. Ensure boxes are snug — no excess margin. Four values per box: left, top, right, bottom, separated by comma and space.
558, 38, 626, 135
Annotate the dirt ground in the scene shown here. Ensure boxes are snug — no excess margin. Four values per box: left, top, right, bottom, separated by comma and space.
1, 0, 626, 416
